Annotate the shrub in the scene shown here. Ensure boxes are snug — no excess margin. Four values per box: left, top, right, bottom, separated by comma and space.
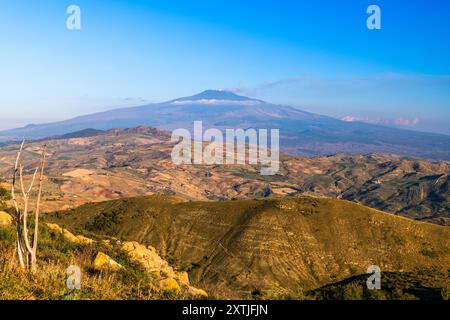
441, 287, 450, 300
342, 284, 364, 300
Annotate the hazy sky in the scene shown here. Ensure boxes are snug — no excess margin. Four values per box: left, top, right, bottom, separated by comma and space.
1, 0, 449, 134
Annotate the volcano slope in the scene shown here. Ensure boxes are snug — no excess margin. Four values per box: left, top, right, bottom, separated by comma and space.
46, 195, 450, 299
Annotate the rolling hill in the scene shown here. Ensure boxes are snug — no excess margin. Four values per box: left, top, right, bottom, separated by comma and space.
1, 90, 450, 160
46, 195, 450, 299
0, 126, 448, 224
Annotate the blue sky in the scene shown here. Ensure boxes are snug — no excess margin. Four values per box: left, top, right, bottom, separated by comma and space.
1, 0, 449, 134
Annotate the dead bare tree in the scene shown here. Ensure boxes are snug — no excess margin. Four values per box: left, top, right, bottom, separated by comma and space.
11, 140, 46, 273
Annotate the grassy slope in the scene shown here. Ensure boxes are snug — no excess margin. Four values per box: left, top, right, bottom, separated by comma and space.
46, 195, 450, 299
0, 224, 187, 300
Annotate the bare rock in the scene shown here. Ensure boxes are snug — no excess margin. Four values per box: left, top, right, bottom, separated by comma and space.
122, 241, 175, 278
175, 271, 190, 286
187, 286, 208, 299
0, 211, 13, 226
92, 252, 123, 272
159, 278, 181, 293
46, 223, 94, 245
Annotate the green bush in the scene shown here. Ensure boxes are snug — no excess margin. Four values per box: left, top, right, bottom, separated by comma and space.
366, 289, 388, 300
441, 287, 450, 300
0, 187, 10, 201
85, 209, 123, 235
0, 227, 15, 246
0, 187, 11, 211
342, 285, 364, 300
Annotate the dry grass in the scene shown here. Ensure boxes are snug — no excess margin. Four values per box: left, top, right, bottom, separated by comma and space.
0, 225, 185, 300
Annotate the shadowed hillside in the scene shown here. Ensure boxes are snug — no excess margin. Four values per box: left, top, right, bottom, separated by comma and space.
307, 270, 449, 300
46, 196, 450, 299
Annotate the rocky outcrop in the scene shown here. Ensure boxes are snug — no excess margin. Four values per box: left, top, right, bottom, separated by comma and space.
158, 278, 181, 293
122, 241, 176, 278
121, 241, 208, 297
187, 287, 209, 298
175, 271, 190, 286
92, 252, 123, 271
46, 223, 94, 245
0, 211, 13, 226
43, 224, 207, 297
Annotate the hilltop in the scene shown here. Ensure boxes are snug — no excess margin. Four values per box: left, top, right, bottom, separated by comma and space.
46, 195, 450, 299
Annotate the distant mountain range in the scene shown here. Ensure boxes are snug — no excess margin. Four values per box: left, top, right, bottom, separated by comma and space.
2, 90, 450, 160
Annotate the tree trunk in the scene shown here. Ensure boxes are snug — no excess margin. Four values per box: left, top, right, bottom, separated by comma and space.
11, 141, 46, 273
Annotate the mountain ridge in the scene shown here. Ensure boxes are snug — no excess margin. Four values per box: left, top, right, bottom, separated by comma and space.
1, 90, 450, 160
170, 89, 262, 102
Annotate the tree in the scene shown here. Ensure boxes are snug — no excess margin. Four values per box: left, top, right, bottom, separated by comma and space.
11, 140, 46, 273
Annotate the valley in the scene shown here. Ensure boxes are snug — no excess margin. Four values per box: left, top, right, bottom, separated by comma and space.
0, 126, 448, 225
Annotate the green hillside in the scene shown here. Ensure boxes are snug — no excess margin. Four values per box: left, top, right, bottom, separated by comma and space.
46, 195, 450, 299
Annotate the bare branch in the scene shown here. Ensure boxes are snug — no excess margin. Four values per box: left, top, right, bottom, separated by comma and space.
22, 192, 33, 256
27, 166, 39, 196
11, 140, 25, 270
32, 145, 46, 271
11, 140, 25, 215
19, 163, 26, 200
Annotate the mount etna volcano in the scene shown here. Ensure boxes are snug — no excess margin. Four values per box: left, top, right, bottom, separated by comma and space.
1, 90, 450, 160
